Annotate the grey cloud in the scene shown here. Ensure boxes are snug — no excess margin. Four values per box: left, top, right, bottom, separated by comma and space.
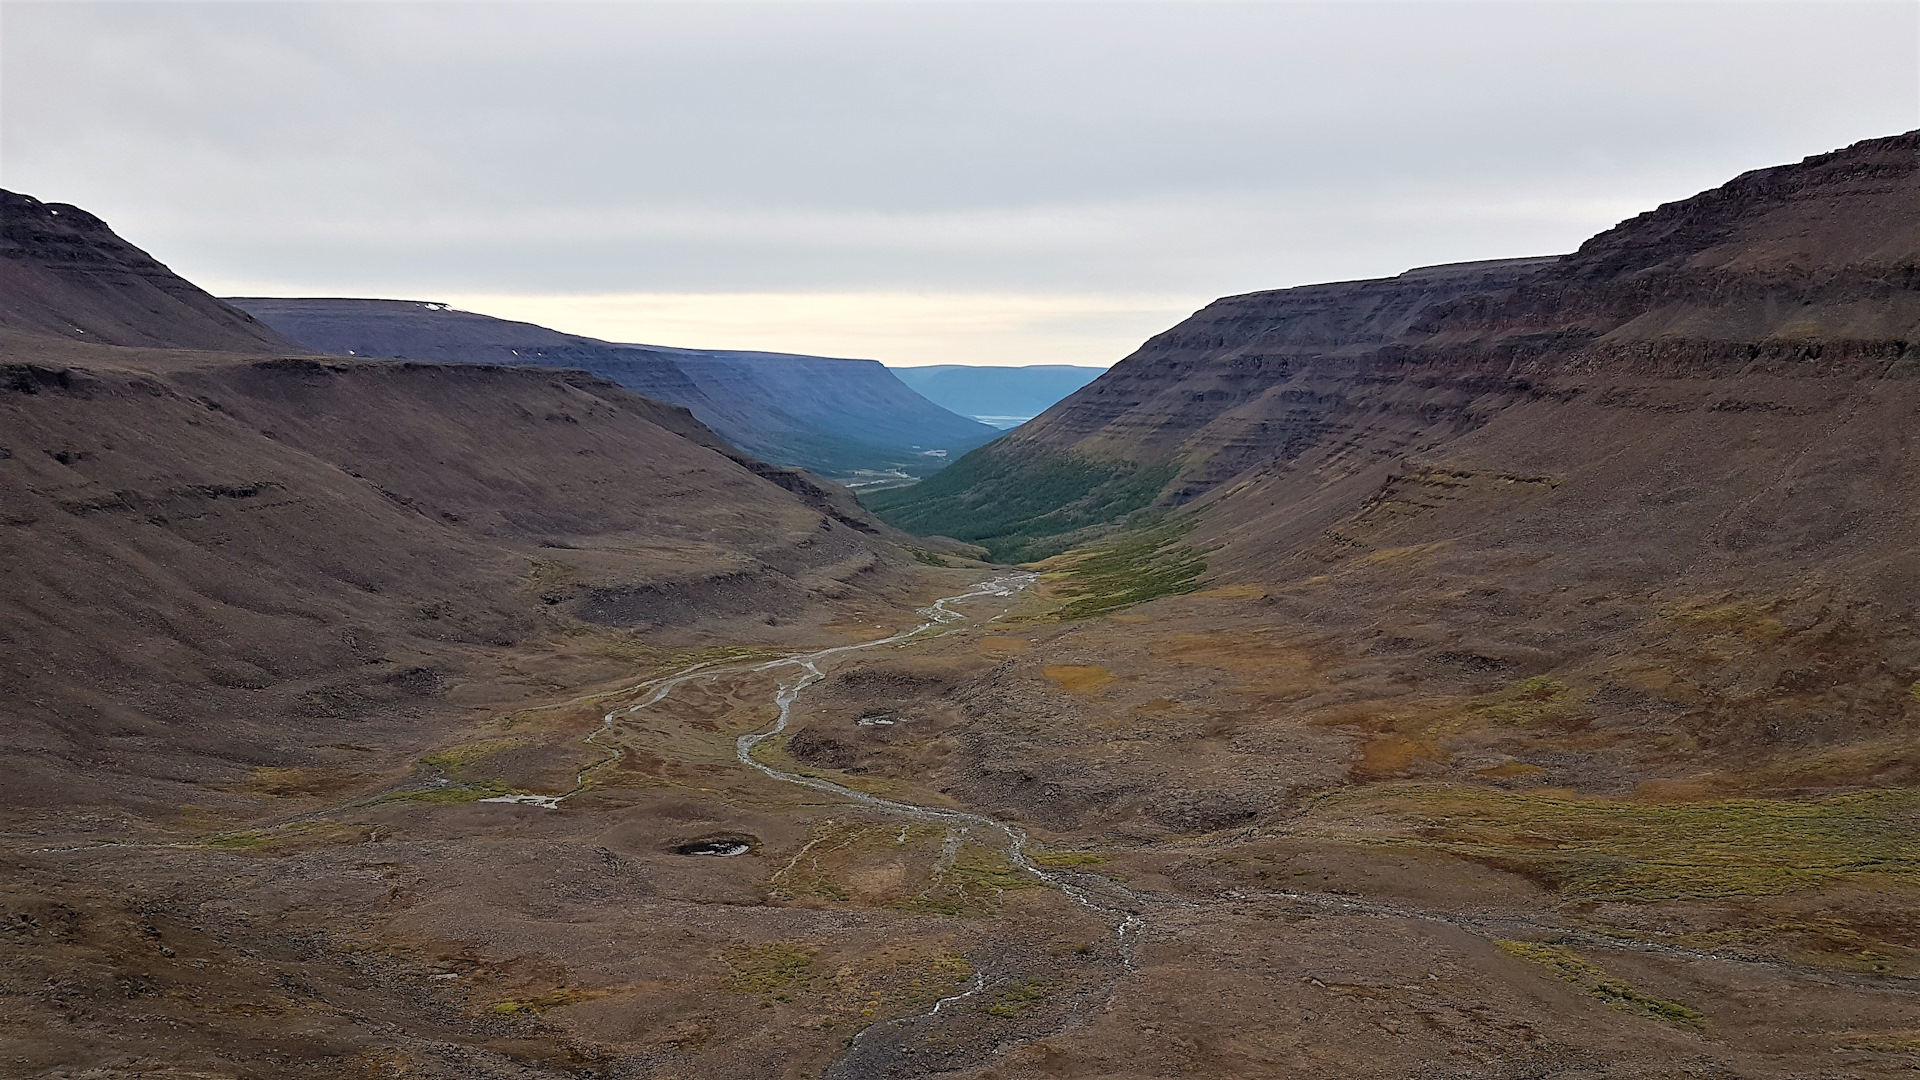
4, 1, 1914, 299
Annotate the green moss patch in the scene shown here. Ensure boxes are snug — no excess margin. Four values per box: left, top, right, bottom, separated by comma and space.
864, 448, 1178, 563
1657, 600, 1787, 642
1468, 676, 1573, 726
984, 979, 1049, 1018
721, 941, 820, 996
1032, 518, 1208, 620
374, 779, 516, 805
897, 842, 1044, 916
491, 987, 600, 1015
1496, 940, 1704, 1029
420, 739, 522, 776
197, 821, 363, 854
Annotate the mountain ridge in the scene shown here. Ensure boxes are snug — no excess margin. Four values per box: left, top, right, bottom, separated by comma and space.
867, 131, 1918, 560
228, 297, 1004, 479
0, 190, 297, 352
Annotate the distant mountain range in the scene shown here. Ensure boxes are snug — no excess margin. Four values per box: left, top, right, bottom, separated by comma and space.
227, 298, 1003, 481
888, 364, 1105, 428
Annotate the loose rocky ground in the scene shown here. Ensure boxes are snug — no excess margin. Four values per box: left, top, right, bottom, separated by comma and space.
9, 568, 1919, 1079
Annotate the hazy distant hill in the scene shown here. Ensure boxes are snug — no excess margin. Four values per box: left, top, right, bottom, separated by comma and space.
889, 363, 1105, 427
228, 298, 1004, 480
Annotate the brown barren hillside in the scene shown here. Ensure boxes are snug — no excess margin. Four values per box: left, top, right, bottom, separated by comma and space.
0, 191, 295, 351
0, 335, 936, 826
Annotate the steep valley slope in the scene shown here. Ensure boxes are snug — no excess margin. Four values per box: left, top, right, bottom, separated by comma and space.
228, 298, 1004, 482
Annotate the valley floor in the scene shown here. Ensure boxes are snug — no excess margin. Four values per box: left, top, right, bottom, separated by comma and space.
6, 570, 1920, 1080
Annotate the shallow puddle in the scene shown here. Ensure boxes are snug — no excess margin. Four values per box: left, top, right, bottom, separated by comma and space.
676, 839, 752, 857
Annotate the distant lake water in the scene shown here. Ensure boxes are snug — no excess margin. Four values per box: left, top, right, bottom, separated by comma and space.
974, 415, 1033, 429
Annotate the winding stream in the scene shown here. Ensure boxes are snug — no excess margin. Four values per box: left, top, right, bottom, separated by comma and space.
492, 571, 1153, 1066
730, 574, 1147, 948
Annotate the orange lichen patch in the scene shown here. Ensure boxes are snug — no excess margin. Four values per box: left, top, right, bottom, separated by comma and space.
1478, 762, 1548, 780
1353, 735, 1446, 779
1043, 665, 1116, 694
1147, 631, 1319, 682
1657, 599, 1788, 643
1197, 583, 1266, 600
242, 765, 366, 798
979, 636, 1031, 655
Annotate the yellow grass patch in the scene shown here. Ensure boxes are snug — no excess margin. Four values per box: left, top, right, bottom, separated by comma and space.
241, 766, 365, 798
1043, 665, 1116, 694
979, 636, 1030, 655
1310, 783, 1920, 899
1353, 735, 1446, 778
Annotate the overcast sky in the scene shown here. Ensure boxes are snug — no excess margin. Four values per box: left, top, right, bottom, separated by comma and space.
4, 2, 1915, 365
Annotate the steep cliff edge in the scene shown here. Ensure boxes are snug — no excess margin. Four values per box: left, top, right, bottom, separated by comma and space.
0, 191, 295, 352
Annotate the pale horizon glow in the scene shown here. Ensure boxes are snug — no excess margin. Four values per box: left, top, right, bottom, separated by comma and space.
6, 1, 1915, 366
419, 291, 1200, 367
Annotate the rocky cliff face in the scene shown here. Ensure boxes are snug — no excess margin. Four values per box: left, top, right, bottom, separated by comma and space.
228, 298, 1004, 479
867, 256, 1558, 558
871, 131, 1918, 561
1456, 130, 1920, 349
0, 191, 295, 352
